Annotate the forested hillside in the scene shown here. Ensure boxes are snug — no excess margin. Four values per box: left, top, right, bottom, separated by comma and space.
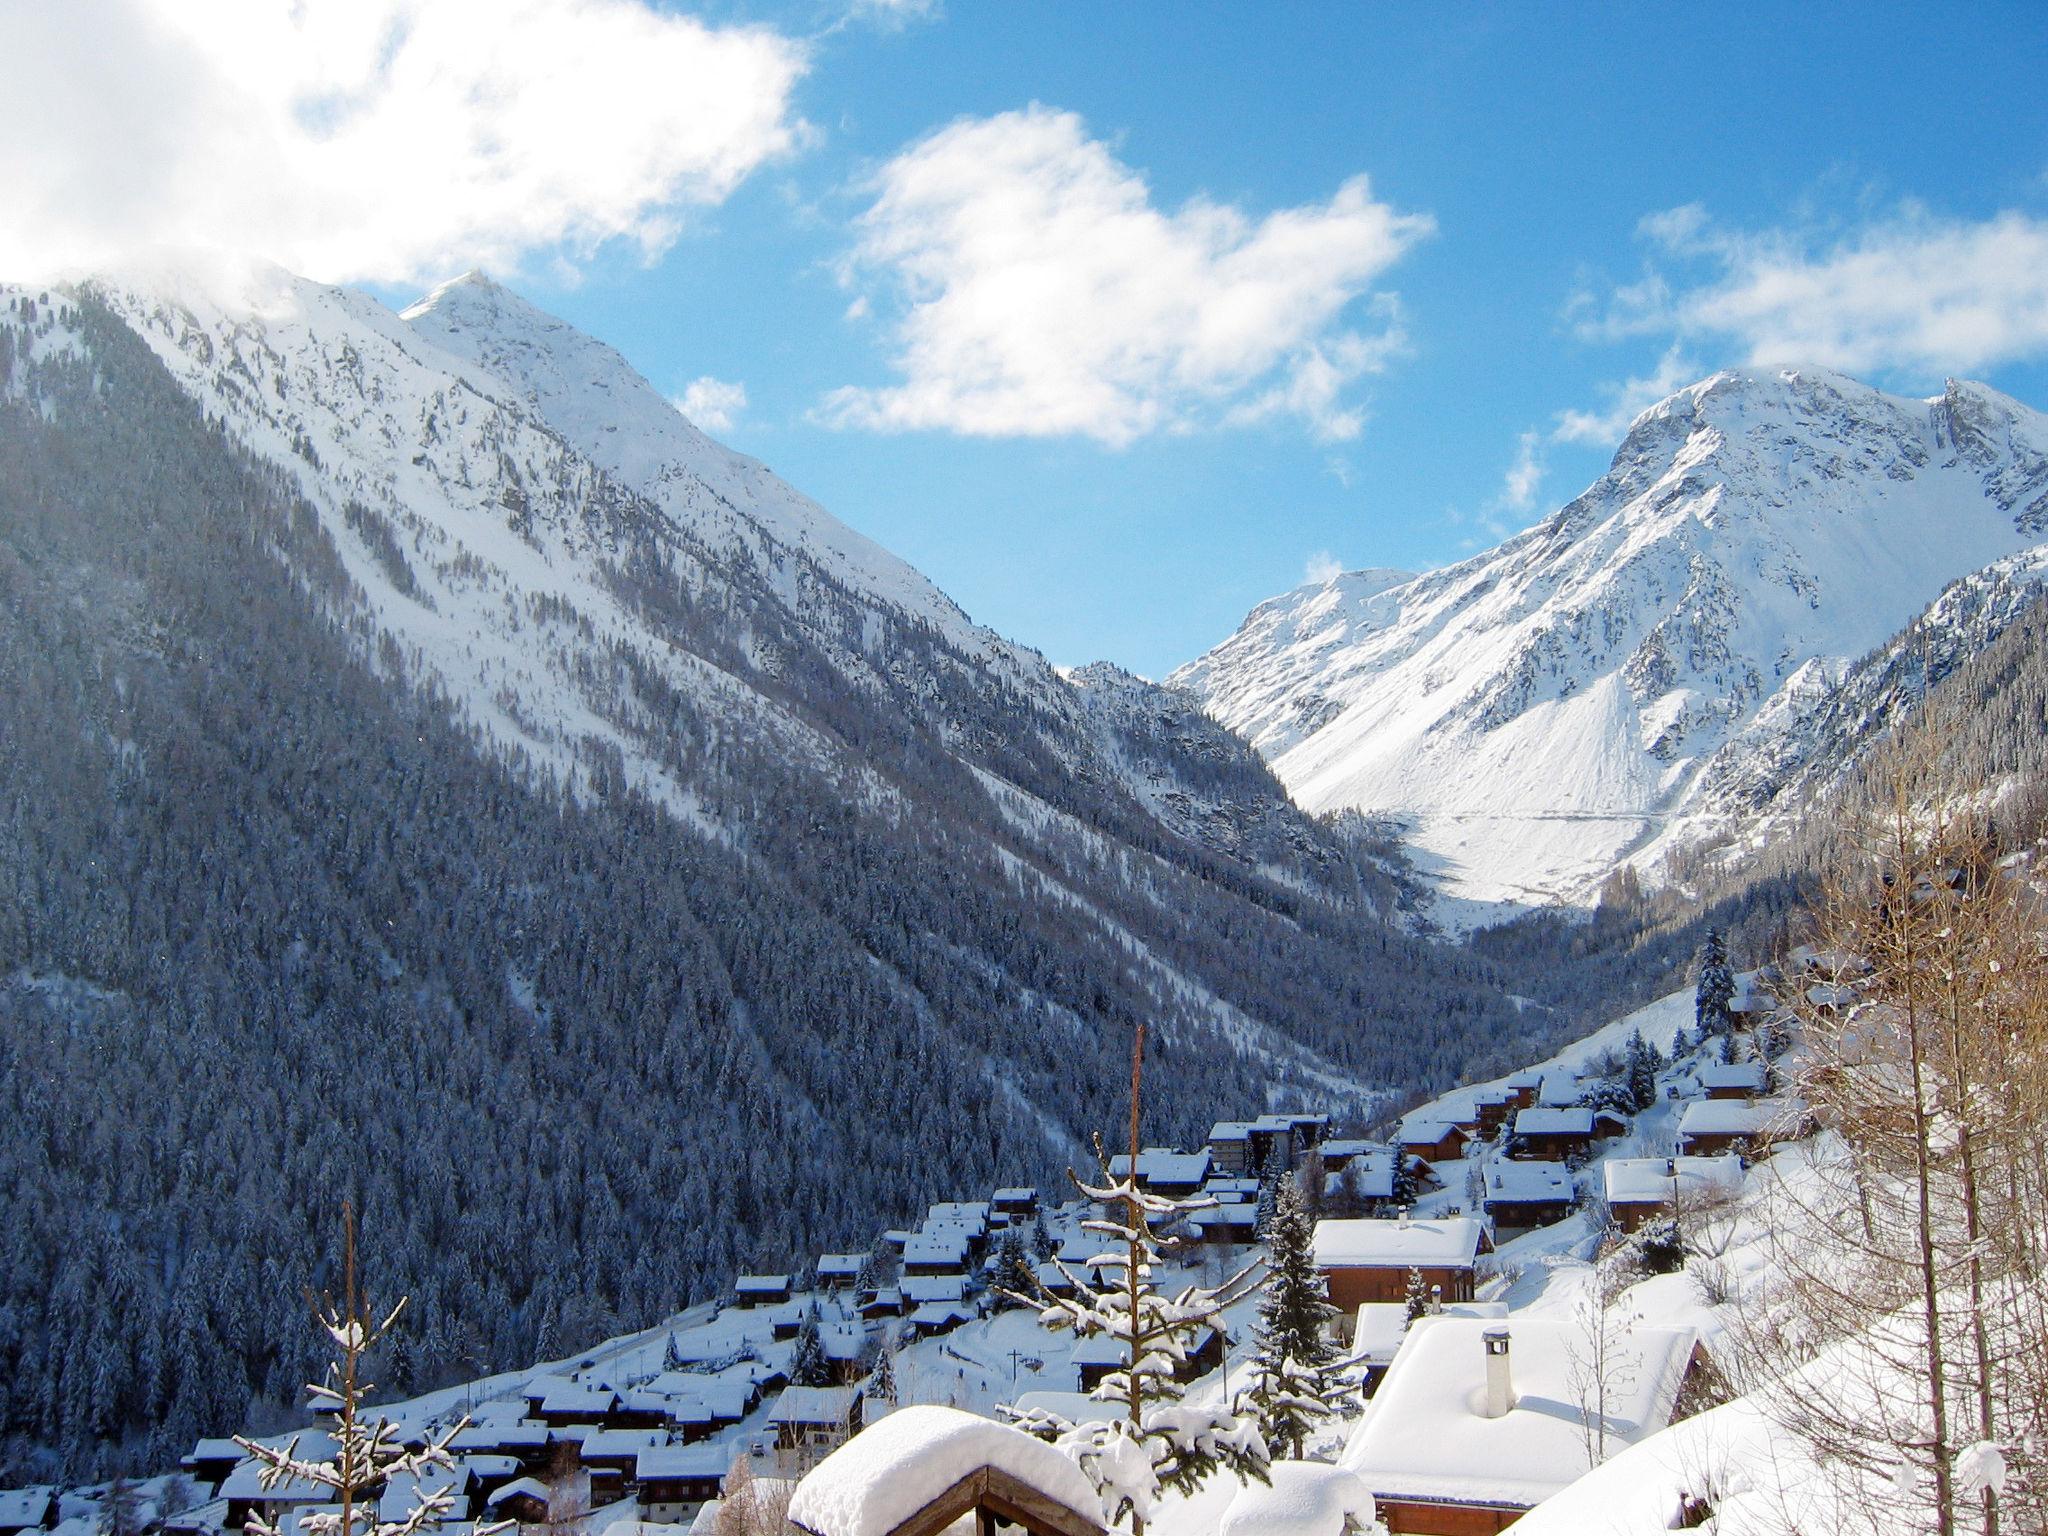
0, 292, 1536, 1483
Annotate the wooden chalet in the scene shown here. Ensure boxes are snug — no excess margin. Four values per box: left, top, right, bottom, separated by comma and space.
991, 1186, 1039, 1219
732, 1273, 793, 1309
1398, 1116, 1471, 1165
181, 1438, 247, 1492
635, 1445, 729, 1521
0, 1491, 57, 1536
1602, 1155, 1744, 1234
1470, 1087, 1520, 1136
1479, 1160, 1574, 1233
1501, 1068, 1544, 1110
1508, 1106, 1605, 1161
1312, 1216, 1490, 1335
787, 1406, 1106, 1536
901, 1228, 972, 1276
481, 1477, 550, 1525
1346, 1316, 1705, 1535
1695, 1061, 1768, 1100
1105, 1146, 1213, 1197
815, 1254, 866, 1293
1675, 1099, 1771, 1156
769, 1386, 864, 1469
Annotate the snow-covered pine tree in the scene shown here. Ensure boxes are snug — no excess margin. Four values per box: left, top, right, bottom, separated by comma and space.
1695, 928, 1736, 1036
867, 1339, 898, 1406
1004, 1021, 1269, 1534
1623, 1027, 1659, 1112
663, 1332, 685, 1372
1236, 1180, 1351, 1458
234, 1206, 505, 1536
1030, 1211, 1057, 1263
991, 1229, 1037, 1309
788, 1302, 830, 1388
1389, 1153, 1419, 1210
1255, 1144, 1287, 1235
1403, 1266, 1430, 1324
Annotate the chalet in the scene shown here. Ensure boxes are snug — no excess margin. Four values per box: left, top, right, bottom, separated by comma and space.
377, 1465, 467, 1527
527, 1374, 623, 1423
1345, 1316, 1704, 1534
769, 1300, 810, 1341
1602, 1155, 1745, 1233
814, 1254, 866, 1293
1536, 1070, 1582, 1108
1509, 1106, 1603, 1161
1318, 1138, 1377, 1170
0, 1491, 57, 1536
613, 1385, 681, 1429
1105, 1147, 1212, 1197
992, 1187, 1039, 1219
899, 1273, 970, 1308
220, 1445, 335, 1534
1398, 1117, 1470, 1165
786, 1405, 1106, 1536
1312, 1216, 1490, 1332
580, 1427, 662, 1500
182, 1438, 247, 1492
1470, 1087, 1521, 1136
1202, 1176, 1262, 1201
1208, 1120, 1256, 1175
902, 1229, 972, 1276
733, 1273, 793, 1309
821, 1322, 873, 1384
769, 1386, 864, 1469
1480, 1160, 1575, 1233
1325, 1147, 1399, 1206
1676, 1099, 1770, 1156
1502, 1068, 1544, 1110
482, 1477, 550, 1525
856, 1287, 905, 1320
880, 1229, 915, 1252
1694, 1061, 1768, 1100
1348, 1300, 1506, 1397
906, 1301, 977, 1338
448, 1419, 553, 1468
1034, 1261, 1075, 1298
1186, 1198, 1258, 1247
635, 1445, 729, 1522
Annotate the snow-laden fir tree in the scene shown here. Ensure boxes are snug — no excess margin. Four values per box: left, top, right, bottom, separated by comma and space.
234, 1206, 506, 1536
1236, 1180, 1352, 1458
1004, 1020, 1269, 1534
1403, 1266, 1430, 1324
663, 1331, 685, 1372
1695, 928, 1736, 1035
867, 1337, 898, 1406
1255, 1144, 1287, 1235
991, 1228, 1037, 1309
788, 1302, 831, 1388
1623, 1026, 1660, 1112
1030, 1211, 1058, 1263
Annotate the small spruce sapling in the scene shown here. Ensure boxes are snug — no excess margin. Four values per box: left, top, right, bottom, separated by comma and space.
233, 1205, 508, 1536
1237, 1181, 1353, 1458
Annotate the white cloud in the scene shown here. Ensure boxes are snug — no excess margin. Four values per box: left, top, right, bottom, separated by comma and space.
673, 376, 748, 433
0, 0, 808, 285
1552, 345, 1698, 446
820, 106, 1433, 446
1499, 429, 1546, 512
1582, 203, 2048, 379
1303, 550, 1344, 585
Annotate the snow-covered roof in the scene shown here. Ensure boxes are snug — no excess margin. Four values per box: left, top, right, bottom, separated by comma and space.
992, 1187, 1037, 1203
770, 1387, 860, 1427
448, 1421, 551, 1452
1209, 1120, 1255, 1142
1483, 1160, 1573, 1204
635, 1446, 729, 1481
1220, 1461, 1375, 1536
815, 1254, 865, 1277
734, 1273, 791, 1293
1319, 1138, 1378, 1160
1537, 1070, 1581, 1107
1677, 1099, 1767, 1136
1313, 1216, 1485, 1270
902, 1232, 969, 1266
1694, 1061, 1768, 1091
1105, 1147, 1212, 1185
786, 1405, 1103, 1536
377, 1464, 460, 1523
1603, 1154, 1745, 1206
186, 1438, 246, 1463
1341, 1316, 1699, 1509
1513, 1106, 1594, 1136
1349, 1301, 1506, 1366
482, 1478, 548, 1509
581, 1428, 662, 1459
1397, 1115, 1464, 1145
899, 1273, 967, 1304
0, 1491, 54, 1529
907, 1302, 976, 1328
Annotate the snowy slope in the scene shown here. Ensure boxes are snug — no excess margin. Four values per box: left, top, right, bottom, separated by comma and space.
1173, 367, 2048, 911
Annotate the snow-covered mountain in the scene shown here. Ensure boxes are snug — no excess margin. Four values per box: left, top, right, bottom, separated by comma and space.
1172, 367, 2048, 913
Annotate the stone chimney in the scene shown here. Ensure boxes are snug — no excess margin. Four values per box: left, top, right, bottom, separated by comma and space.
1482, 1327, 1515, 1418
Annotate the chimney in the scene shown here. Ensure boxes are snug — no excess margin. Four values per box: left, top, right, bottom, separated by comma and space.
1482, 1327, 1515, 1419
1397, 1205, 1410, 1228
1430, 1284, 1443, 1315
1665, 1157, 1677, 1176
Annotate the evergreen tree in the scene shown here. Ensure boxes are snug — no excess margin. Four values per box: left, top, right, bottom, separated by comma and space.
1029, 1211, 1057, 1263
990, 1230, 1037, 1310
1695, 928, 1736, 1035
1006, 1022, 1268, 1534
1255, 1144, 1287, 1235
788, 1303, 830, 1389
1623, 1027, 1660, 1112
1237, 1181, 1350, 1458
867, 1341, 898, 1407
662, 1332, 684, 1373
1403, 1266, 1430, 1324
1389, 1153, 1419, 1209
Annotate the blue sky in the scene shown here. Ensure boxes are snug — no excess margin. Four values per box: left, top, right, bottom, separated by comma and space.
16, 0, 2048, 675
